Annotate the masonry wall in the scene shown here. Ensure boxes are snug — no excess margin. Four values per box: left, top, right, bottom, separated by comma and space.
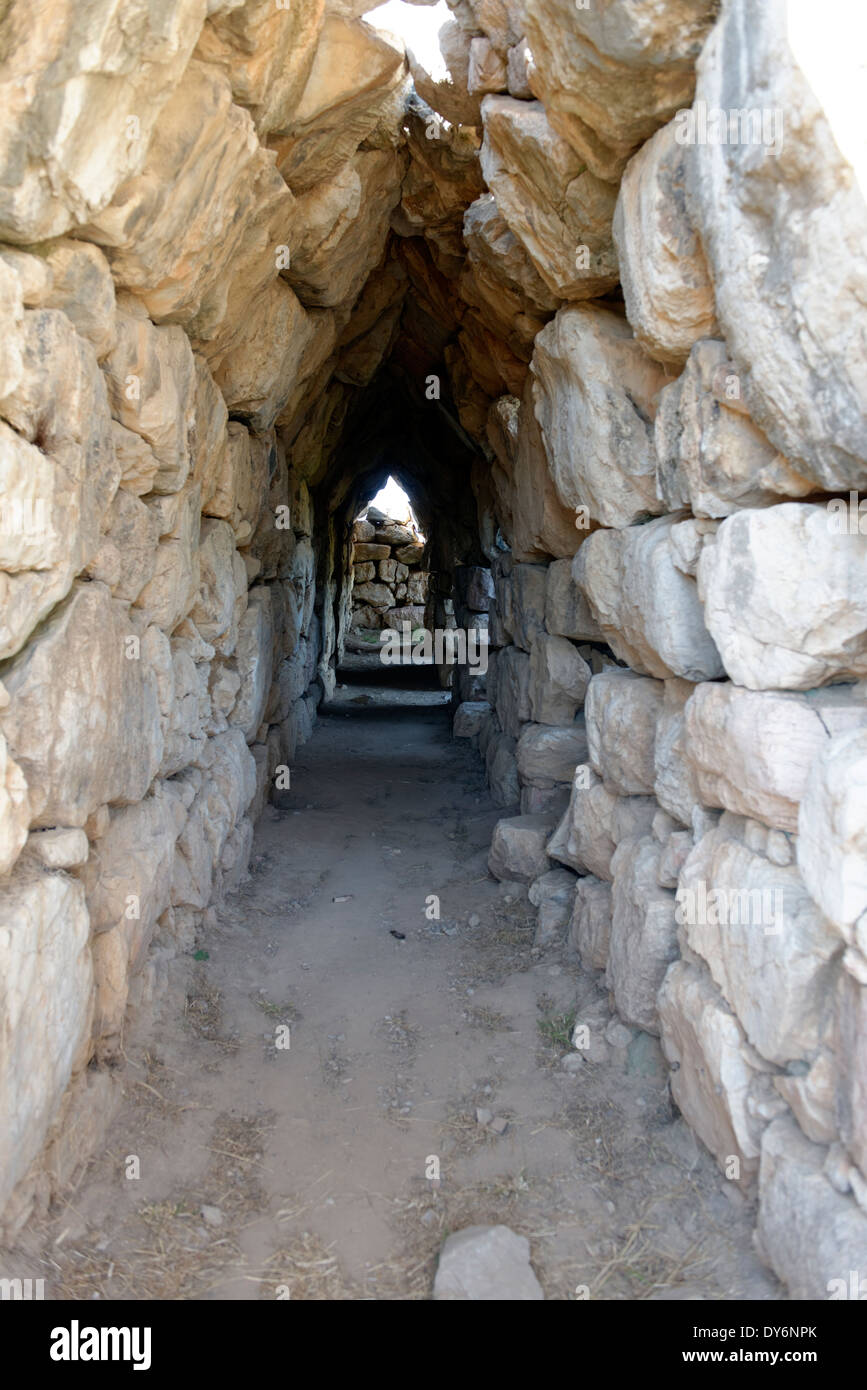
0, 0, 865, 1297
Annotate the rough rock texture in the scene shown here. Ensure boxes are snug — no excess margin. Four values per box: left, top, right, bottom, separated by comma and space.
433, 1224, 544, 1300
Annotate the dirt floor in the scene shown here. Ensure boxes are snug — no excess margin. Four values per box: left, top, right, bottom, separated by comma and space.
6, 678, 783, 1300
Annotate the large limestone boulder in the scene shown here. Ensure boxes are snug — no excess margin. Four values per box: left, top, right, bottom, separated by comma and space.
190, 521, 248, 658
655, 339, 813, 517
686, 0, 867, 490
134, 484, 203, 634
547, 765, 656, 881
85, 62, 295, 351
527, 634, 590, 726
0, 583, 164, 827
40, 240, 117, 360
573, 515, 723, 681
522, 0, 718, 181
836, 971, 867, 1181
697, 504, 867, 691
569, 874, 613, 970
679, 816, 840, 1065
102, 312, 196, 494
488, 813, 554, 882
0, 0, 207, 243
480, 98, 619, 301
653, 676, 701, 827
193, 0, 324, 139
516, 723, 588, 786
544, 557, 602, 642
0, 304, 120, 660
613, 118, 718, 366
492, 645, 530, 739
230, 588, 275, 742
286, 149, 404, 309
171, 728, 257, 910
463, 195, 558, 345
268, 16, 406, 194
658, 959, 777, 1190
797, 729, 867, 938
531, 304, 668, 528
0, 867, 93, 1215
486, 386, 581, 562
756, 1115, 867, 1299
607, 836, 679, 1034
683, 681, 867, 833
407, 21, 481, 129
585, 669, 664, 797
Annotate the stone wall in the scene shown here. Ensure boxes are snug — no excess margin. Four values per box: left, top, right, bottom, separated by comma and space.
0, 0, 865, 1296
349, 509, 430, 633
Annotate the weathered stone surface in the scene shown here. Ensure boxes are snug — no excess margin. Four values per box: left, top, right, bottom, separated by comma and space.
529, 867, 576, 947
528, 635, 590, 726
836, 971, 867, 1180
756, 1115, 867, 1299
488, 814, 554, 882
659, 960, 774, 1190
41, 241, 117, 360
189, 520, 247, 657
613, 119, 717, 367
453, 701, 491, 738
0, 584, 163, 827
544, 558, 602, 642
354, 543, 391, 562
230, 589, 274, 741
0, 867, 92, 1213
103, 312, 196, 494
679, 816, 840, 1065
193, 0, 323, 140
482, 730, 517, 808
653, 677, 700, 827
468, 37, 508, 96
523, 0, 718, 181
798, 729, 867, 939
463, 194, 558, 347
697, 505, 867, 691
211, 284, 330, 433
269, 16, 406, 194
569, 874, 613, 971
532, 304, 668, 528
0, 0, 207, 243
608, 836, 678, 1034
0, 308, 120, 660
686, 0, 867, 491
433, 1224, 543, 1300
171, 729, 257, 910
547, 766, 656, 881
133, 484, 202, 634
655, 340, 812, 517
585, 669, 664, 796
480, 98, 619, 301
683, 682, 867, 834
574, 516, 723, 680
508, 563, 547, 651
25, 828, 88, 870
516, 723, 588, 786
0, 733, 30, 877
491, 646, 530, 740
287, 149, 403, 309
408, 22, 480, 129
486, 388, 578, 562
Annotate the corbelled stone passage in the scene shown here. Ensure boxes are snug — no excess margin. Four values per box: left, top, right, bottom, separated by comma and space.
0, 0, 866, 1300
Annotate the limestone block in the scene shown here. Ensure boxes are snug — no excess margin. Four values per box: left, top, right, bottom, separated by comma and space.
134, 483, 203, 633
0, 583, 163, 827
544, 557, 602, 641
0, 867, 93, 1214
679, 817, 840, 1064
0, 0, 207, 242
585, 669, 664, 796
698, 504, 867, 691
522, 0, 717, 181
756, 1115, 867, 1299
230, 588, 274, 742
516, 722, 588, 786
488, 813, 555, 882
468, 37, 508, 95
0, 733, 30, 877
574, 515, 723, 681
189, 519, 248, 657
798, 728, 867, 938
532, 304, 668, 528
480, 97, 619, 301
683, 681, 867, 834
659, 960, 776, 1190
493, 646, 530, 739
41, 241, 117, 360
612, 118, 718, 367
102, 312, 196, 494
686, 0, 867, 490
527, 634, 590, 726
529, 867, 577, 946
454, 701, 491, 739
547, 765, 656, 880
171, 728, 257, 910
608, 836, 679, 1035
569, 874, 612, 971
485, 732, 519, 808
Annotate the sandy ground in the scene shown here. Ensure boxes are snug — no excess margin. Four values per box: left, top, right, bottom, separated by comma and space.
6, 681, 782, 1301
